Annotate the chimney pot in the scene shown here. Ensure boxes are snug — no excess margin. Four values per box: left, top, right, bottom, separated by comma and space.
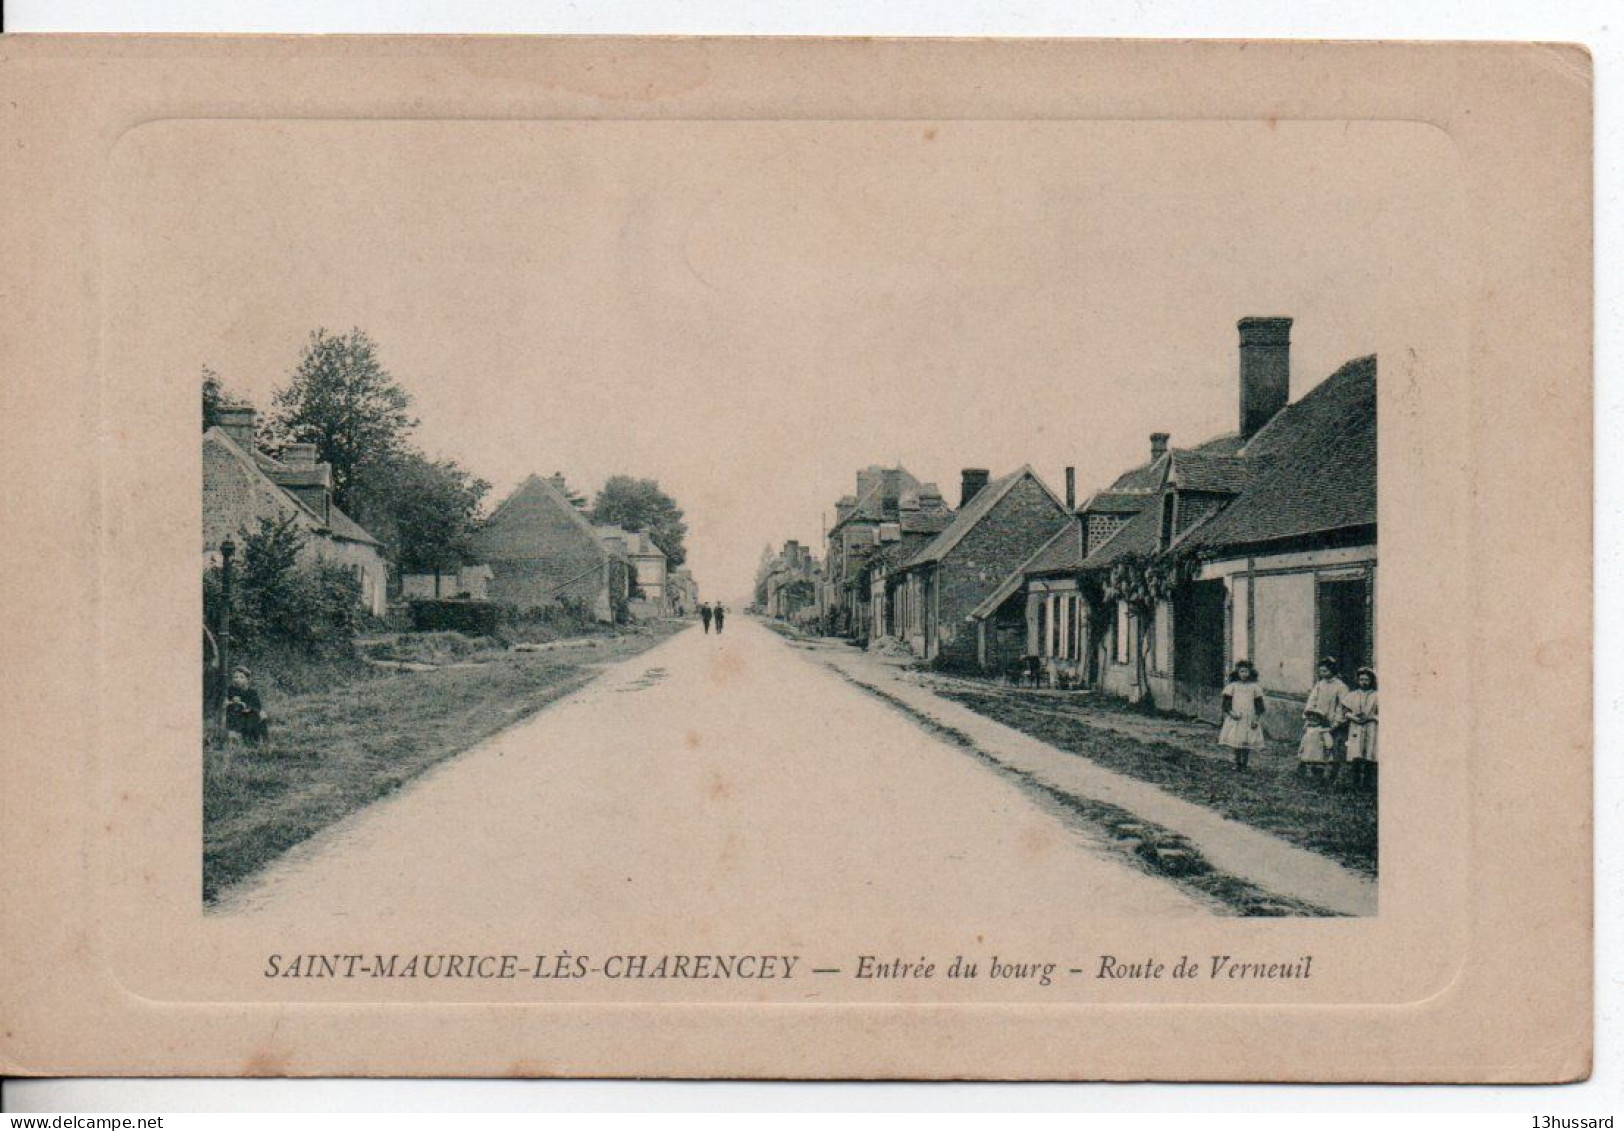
960, 468, 991, 508
1150, 432, 1170, 461
1065, 466, 1076, 511
1238, 316, 1293, 439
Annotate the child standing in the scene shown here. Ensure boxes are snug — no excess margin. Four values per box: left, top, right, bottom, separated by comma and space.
1299, 657, 1349, 781
1341, 666, 1379, 790
1219, 660, 1267, 770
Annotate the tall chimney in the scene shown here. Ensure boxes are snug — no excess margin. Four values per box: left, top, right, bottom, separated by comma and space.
1239, 316, 1293, 439
960, 468, 990, 508
1065, 466, 1076, 511
215, 403, 256, 452
1150, 432, 1170, 461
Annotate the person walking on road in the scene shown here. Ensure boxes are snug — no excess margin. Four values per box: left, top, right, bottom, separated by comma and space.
712, 604, 726, 634
700, 602, 713, 633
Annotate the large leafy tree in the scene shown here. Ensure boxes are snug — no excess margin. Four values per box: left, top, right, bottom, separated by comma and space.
266, 328, 418, 511
350, 452, 491, 575
588, 476, 688, 566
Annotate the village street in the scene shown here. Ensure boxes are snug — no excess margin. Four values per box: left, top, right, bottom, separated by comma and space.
218, 616, 1212, 924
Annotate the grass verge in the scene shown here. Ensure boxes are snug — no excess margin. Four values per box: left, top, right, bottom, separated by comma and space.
936, 687, 1376, 878
203, 622, 686, 903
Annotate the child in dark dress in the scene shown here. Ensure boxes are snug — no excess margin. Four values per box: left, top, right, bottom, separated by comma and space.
225, 666, 268, 743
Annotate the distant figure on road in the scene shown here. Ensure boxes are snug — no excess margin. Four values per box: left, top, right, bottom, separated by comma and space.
712, 605, 726, 634
700, 602, 713, 633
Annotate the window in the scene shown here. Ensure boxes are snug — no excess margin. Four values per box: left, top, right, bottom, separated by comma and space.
1114, 601, 1132, 664
1159, 492, 1176, 550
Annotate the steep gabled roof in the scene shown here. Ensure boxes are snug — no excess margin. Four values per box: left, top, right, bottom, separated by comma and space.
968, 517, 1085, 621
904, 466, 1065, 569
475, 473, 608, 562
205, 427, 382, 548
1188, 355, 1376, 551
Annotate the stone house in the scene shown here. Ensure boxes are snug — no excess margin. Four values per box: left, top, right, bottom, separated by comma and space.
970, 317, 1377, 739
202, 403, 388, 617
865, 492, 954, 642
764, 539, 819, 622
470, 473, 632, 622
821, 465, 946, 639
890, 467, 1070, 667
667, 566, 700, 616
598, 527, 668, 620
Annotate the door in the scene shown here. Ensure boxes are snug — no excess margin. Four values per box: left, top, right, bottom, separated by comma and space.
1174, 579, 1228, 699
1316, 575, 1370, 682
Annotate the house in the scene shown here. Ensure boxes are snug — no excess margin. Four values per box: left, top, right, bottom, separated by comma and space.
469, 474, 633, 622
667, 566, 700, 616
601, 528, 669, 620
866, 489, 955, 642
764, 540, 820, 622
820, 466, 952, 640
202, 402, 389, 616
889, 467, 1071, 667
971, 317, 1377, 739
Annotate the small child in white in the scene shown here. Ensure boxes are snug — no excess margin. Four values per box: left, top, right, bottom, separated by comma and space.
1299, 657, 1349, 781
1219, 660, 1267, 770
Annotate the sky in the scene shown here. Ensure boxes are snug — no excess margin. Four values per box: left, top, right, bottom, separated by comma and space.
110, 118, 1464, 601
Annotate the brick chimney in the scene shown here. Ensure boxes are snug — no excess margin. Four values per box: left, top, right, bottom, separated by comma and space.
282, 442, 319, 468
1150, 432, 1169, 462
1239, 316, 1293, 440
215, 403, 255, 452
1065, 466, 1076, 511
960, 468, 990, 507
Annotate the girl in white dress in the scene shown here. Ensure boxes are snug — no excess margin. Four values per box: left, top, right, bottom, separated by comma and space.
1341, 666, 1379, 790
1299, 657, 1350, 780
1219, 661, 1267, 770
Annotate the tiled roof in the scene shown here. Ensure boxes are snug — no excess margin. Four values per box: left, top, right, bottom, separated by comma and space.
1187, 355, 1376, 551
1107, 456, 1167, 492
899, 507, 954, 534
968, 518, 1084, 620
474, 474, 608, 563
325, 503, 382, 546
1080, 489, 1154, 515
1023, 517, 1086, 576
209, 428, 382, 548
905, 466, 1063, 568
1079, 496, 1165, 570
1167, 450, 1250, 495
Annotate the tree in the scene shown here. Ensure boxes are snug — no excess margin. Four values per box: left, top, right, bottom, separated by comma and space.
350, 452, 491, 575
266, 328, 418, 511
201, 365, 233, 431
1101, 549, 1199, 705
588, 476, 689, 566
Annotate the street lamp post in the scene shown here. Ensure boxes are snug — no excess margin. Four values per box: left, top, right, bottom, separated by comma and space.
218, 537, 235, 759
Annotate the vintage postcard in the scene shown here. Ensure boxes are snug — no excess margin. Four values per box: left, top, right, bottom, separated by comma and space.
0, 37, 1592, 1079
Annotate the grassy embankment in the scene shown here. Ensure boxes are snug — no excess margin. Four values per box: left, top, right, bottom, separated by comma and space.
935, 686, 1377, 877
203, 621, 687, 903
